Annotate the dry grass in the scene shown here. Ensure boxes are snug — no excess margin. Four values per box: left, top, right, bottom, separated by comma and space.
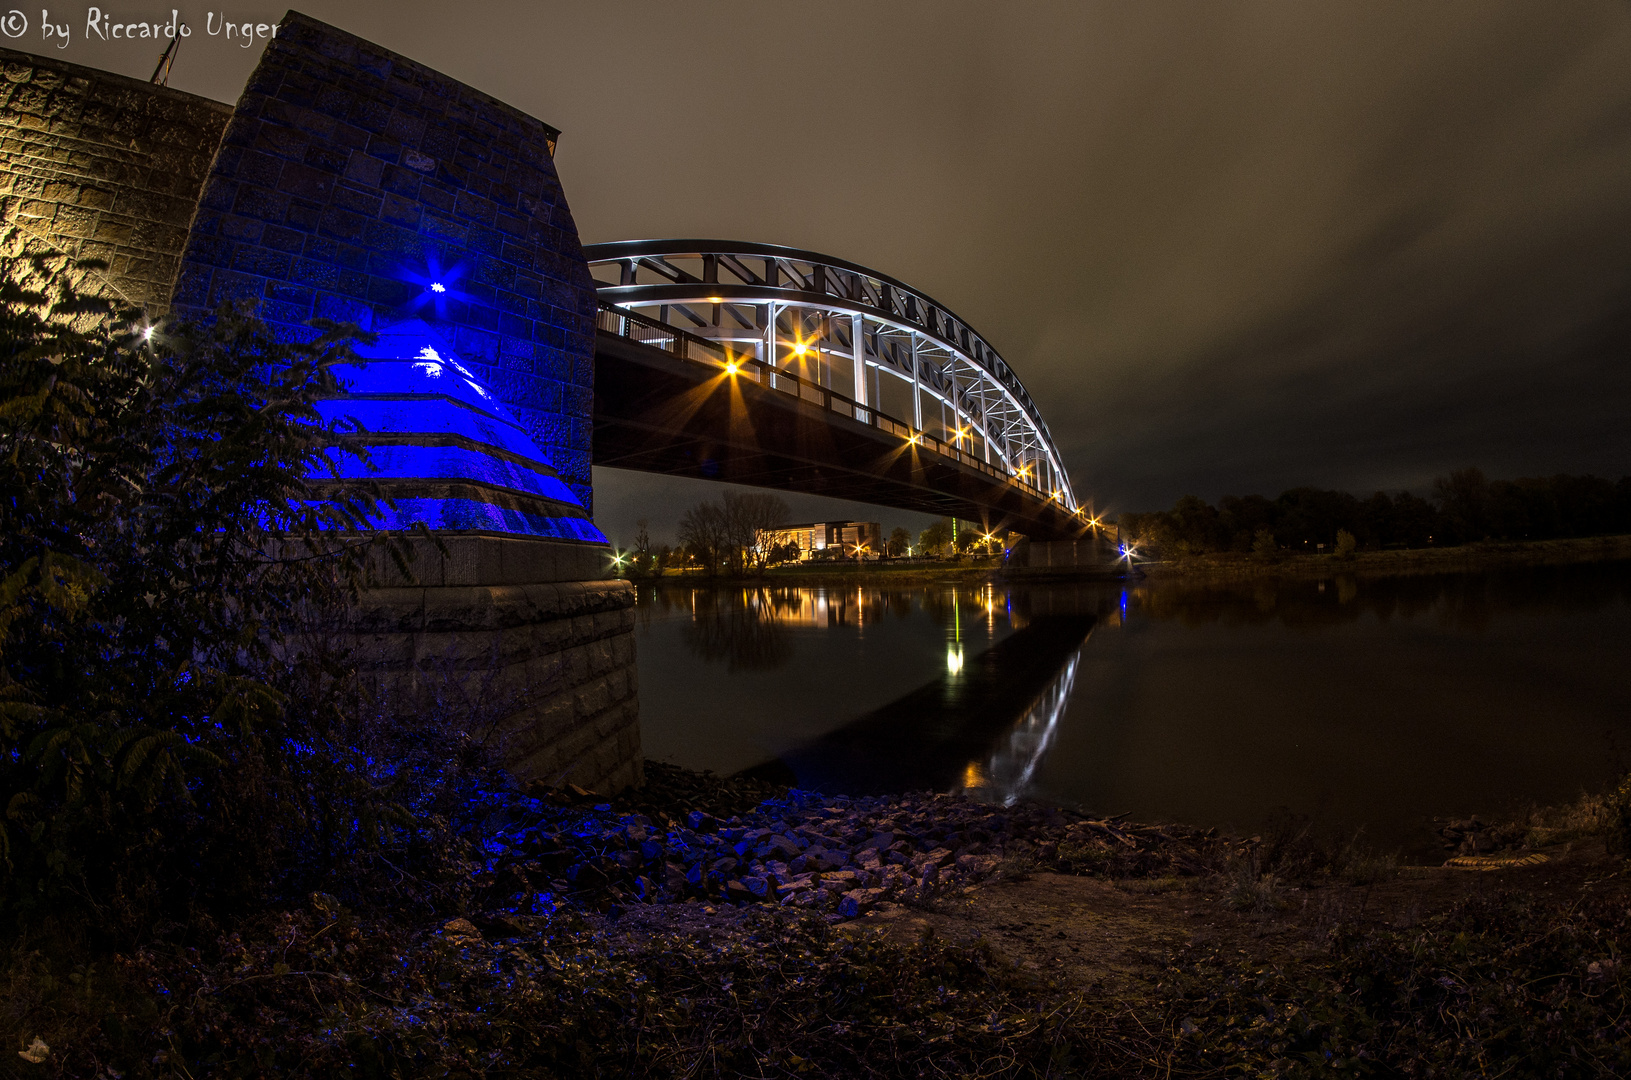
1522, 788, 1618, 848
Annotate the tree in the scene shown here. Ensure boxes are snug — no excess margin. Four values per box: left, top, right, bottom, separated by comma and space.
1220, 494, 1277, 551
723, 490, 790, 575
886, 526, 911, 558
632, 518, 654, 574
918, 519, 953, 557
678, 501, 730, 575
1170, 495, 1225, 553
1433, 467, 1489, 544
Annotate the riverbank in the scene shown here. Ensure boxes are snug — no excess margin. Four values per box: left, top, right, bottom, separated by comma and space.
628, 560, 1004, 588
12, 762, 1625, 1076
1139, 532, 1631, 582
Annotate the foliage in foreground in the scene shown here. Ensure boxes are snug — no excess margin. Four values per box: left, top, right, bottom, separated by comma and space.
0, 252, 415, 937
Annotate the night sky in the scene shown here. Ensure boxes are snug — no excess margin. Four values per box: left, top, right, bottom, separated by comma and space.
24, 1, 1631, 545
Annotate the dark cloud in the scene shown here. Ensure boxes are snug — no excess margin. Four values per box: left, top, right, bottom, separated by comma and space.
27, 1, 1631, 520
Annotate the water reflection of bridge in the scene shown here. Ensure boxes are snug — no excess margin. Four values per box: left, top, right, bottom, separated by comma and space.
676, 581, 1112, 796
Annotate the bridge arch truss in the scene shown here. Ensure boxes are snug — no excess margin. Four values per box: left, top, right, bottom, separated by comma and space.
583, 240, 1078, 513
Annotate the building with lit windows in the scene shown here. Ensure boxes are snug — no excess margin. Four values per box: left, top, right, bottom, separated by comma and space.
763, 521, 883, 560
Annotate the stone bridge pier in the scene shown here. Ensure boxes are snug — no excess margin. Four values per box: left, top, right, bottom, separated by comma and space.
1, 13, 642, 792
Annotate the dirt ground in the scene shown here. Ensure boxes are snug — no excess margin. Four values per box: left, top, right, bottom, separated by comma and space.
592, 834, 1629, 1006
841, 837, 1631, 991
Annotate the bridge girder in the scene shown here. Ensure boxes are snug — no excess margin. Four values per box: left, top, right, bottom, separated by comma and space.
584, 240, 1079, 512
592, 321, 1090, 540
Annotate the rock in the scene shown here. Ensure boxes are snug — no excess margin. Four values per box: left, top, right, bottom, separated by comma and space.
808, 848, 848, 872
776, 877, 814, 896
764, 833, 803, 858
725, 880, 753, 903
742, 875, 772, 899
687, 810, 719, 834
956, 854, 999, 877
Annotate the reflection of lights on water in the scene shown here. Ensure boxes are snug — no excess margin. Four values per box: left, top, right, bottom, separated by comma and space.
960, 646, 1083, 806
946, 643, 964, 674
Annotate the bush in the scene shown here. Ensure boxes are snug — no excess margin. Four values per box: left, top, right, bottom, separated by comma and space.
1252, 526, 1280, 561
1608, 773, 1631, 858
0, 254, 414, 938
1334, 527, 1358, 560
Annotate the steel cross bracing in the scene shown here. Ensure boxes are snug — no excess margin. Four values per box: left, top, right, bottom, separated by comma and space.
583, 239, 1080, 514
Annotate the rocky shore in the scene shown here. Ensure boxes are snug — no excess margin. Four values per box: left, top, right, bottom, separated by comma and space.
493, 763, 1229, 921
11, 761, 1628, 1077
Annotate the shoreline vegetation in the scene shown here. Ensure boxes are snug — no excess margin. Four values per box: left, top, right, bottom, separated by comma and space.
621, 533, 1631, 588
1135, 532, 1631, 582
9, 758, 1627, 1077
630, 559, 1008, 588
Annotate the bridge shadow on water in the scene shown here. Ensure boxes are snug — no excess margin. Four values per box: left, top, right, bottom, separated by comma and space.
737, 611, 1097, 798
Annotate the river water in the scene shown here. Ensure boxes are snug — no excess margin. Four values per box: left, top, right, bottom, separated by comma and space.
632, 562, 1631, 853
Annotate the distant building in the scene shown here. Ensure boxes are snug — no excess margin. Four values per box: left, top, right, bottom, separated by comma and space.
762, 520, 883, 560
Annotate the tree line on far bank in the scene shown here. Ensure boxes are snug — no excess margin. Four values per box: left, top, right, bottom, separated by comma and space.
1119, 468, 1631, 557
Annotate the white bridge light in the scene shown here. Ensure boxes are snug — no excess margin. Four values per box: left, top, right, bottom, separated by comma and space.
430, 282, 446, 293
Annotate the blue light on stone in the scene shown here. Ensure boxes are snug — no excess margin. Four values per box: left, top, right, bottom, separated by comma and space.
312, 318, 608, 544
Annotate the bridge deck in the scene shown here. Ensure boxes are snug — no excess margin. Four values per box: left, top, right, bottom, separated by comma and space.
592, 308, 1089, 540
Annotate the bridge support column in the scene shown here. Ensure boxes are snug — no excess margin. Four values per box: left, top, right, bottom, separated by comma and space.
851, 313, 867, 408
763, 301, 777, 369
910, 332, 923, 431
162, 12, 643, 791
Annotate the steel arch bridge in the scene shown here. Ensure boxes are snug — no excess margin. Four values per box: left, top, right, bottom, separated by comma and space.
586, 239, 1092, 540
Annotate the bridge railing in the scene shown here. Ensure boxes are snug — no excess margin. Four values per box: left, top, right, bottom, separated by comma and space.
597, 302, 1063, 507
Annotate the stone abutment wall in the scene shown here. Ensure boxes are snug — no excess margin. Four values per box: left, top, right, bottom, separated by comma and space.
0, 46, 230, 308
352, 538, 639, 793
